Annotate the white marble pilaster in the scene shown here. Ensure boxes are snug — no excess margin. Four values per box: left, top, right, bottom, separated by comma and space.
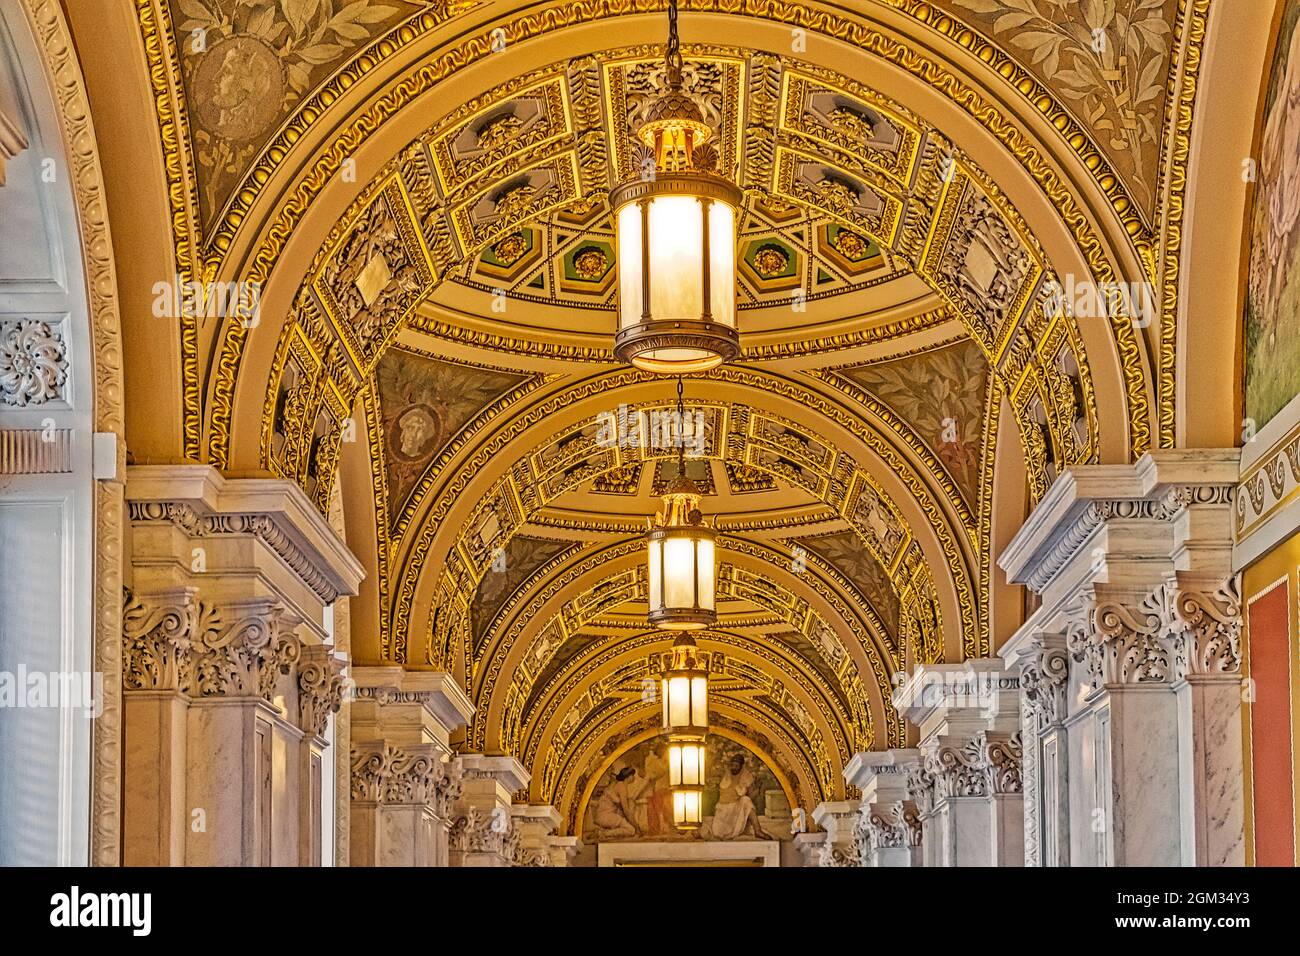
122, 465, 363, 867
999, 450, 1244, 868
450, 754, 529, 867
347, 666, 472, 867
810, 800, 861, 866
894, 660, 1023, 866
844, 750, 922, 866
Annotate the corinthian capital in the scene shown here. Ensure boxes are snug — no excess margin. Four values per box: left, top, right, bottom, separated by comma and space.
865, 802, 907, 850
924, 737, 988, 800
351, 742, 447, 806
905, 762, 936, 814
189, 602, 303, 701
1070, 585, 1172, 692
122, 587, 198, 692
1164, 574, 1242, 679
297, 644, 346, 738
980, 731, 1023, 794
1021, 634, 1069, 725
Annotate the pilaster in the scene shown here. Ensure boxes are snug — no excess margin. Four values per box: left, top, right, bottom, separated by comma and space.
999, 450, 1244, 867
122, 465, 363, 867
450, 755, 529, 867
347, 666, 473, 866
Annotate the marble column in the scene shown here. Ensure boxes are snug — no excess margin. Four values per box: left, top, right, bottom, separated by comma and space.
844, 750, 922, 866
122, 465, 363, 866
511, 805, 577, 867
1166, 572, 1245, 866
348, 666, 473, 866
894, 660, 1023, 866
810, 800, 861, 866
450, 755, 529, 866
1000, 631, 1070, 866
998, 450, 1244, 867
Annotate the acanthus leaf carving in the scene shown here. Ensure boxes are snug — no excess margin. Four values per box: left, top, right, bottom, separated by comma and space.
350, 742, 447, 806
1165, 574, 1243, 679
297, 644, 347, 738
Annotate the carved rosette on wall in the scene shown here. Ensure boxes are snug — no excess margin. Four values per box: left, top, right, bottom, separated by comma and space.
0, 318, 68, 407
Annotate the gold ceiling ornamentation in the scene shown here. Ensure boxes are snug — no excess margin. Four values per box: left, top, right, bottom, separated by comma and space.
139, 2, 1180, 468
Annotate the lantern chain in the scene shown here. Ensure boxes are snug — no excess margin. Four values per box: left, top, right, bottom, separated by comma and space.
666, 0, 683, 89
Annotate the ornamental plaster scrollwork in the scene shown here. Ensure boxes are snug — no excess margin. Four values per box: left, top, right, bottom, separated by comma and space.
0, 318, 68, 406
1164, 575, 1243, 680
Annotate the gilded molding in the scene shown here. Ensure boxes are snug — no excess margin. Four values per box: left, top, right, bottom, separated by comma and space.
23, 0, 128, 866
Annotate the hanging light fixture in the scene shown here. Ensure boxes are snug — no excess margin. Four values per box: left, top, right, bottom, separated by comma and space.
672, 787, 704, 830
646, 379, 716, 630
660, 635, 709, 735
609, 0, 741, 374
661, 634, 708, 831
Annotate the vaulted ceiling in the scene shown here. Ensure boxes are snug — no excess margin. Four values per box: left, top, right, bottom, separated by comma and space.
114, 0, 1204, 820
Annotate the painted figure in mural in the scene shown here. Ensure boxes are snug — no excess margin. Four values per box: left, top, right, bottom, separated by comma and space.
1246, 2, 1300, 426
707, 754, 771, 840
642, 745, 674, 834
1261, 21, 1300, 329
591, 766, 641, 839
